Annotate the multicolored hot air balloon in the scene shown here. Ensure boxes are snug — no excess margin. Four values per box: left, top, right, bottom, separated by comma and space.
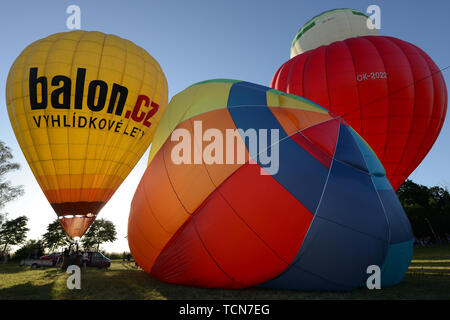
128, 80, 413, 291
272, 36, 447, 190
290, 8, 378, 58
6, 31, 168, 238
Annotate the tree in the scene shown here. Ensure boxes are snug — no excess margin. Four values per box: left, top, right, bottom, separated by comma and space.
81, 219, 117, 251
397, 179, 431, 208
0, 216, 29, 252
12, 239, 45, 261
0, 140, 24, 225
397, 179, 450, 240
42, 219, 72, 252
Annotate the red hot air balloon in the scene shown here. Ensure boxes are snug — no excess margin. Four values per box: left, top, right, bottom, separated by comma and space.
271, 36, 447, 190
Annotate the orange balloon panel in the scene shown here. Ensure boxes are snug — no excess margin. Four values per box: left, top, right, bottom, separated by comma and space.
128, 108, 250, 270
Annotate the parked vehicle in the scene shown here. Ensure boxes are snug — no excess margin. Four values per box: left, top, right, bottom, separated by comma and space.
40, 253, 58, 260
21, 251, 110, 269
60, 251, 111, 269
20, 258, 53, 269
40, 252, 62, 265
86, 251, 111, 269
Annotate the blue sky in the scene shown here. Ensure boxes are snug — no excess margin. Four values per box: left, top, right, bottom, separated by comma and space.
1, 0, 449, 252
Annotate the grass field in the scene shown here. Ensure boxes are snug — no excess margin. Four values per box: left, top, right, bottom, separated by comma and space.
0, 244, 449, 300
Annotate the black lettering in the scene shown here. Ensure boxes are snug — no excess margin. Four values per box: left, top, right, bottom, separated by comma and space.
87, 80, 107, 112
51, 115, 60, 127
32, 116, 41, 128
74, 68, 86, 109
130, 126, 138, 138
78, 116, 87, 128
63, 115, 70, 127
108, 120, 115, 130
98, 118, 106, 129
43, 115, 50, 126
89, 117, 97, 129
123, 124, 130, 135
115, 121, 122, 133
107, 84, 128, 115
51, 75, 71, 109
29, 68, 47, 109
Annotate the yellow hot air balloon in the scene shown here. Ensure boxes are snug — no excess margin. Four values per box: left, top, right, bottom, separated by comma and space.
6, 31, 168, 238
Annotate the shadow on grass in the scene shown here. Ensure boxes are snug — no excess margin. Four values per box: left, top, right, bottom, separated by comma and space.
0, 263, 32, 274
143, 276, 381, 300
148, 272, 450, 300
0, 282, 55, 299
74, 267, 409, 300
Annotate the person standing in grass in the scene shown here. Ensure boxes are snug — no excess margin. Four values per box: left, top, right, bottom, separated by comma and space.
75, 251, 82, 267
62, 248, 70, 269
32, 248, 38, 259
82, 251, 89, 269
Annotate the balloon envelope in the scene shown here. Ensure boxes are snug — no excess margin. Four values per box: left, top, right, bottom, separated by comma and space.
290, 8, 378, 58
273, 36, 447, 190
128, 80, 413, 291
6, 31, 168, 237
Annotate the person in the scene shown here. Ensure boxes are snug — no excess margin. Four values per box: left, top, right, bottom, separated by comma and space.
127, 253, 131, 264
69, 250, 77, 266
51, 253, 57, 266
62, 248, 70, 269
32, 248, 38, 259
75, 251, 82, 267
0, 251, 4, 264
122, 252, 126, 264
82, 251, 89, 269
55, 253, 62, 267
4, 252, 9, 264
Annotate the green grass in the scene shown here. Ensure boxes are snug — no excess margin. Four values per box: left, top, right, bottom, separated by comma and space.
1, 244, 449, 300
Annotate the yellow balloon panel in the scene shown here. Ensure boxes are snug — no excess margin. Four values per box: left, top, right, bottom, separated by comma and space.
6, 31, 168, 238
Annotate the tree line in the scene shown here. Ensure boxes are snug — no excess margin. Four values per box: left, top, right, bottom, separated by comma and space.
397, 179, 450, 242
2, 217, 117, 261
10, 218, 117, 261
